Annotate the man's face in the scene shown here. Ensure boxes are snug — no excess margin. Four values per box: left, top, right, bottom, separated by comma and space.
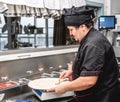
67, 25, 85, 42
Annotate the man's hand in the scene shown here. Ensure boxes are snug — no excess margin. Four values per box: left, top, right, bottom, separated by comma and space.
47, 81, 70, 94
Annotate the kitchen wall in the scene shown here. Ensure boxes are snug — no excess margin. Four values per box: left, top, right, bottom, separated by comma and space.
95, 0, 120, 15
86, 0, 111, 15
103, 0, 120, 15
86, 0, 115, 44
111, 0, 120, 15
86, 0, 104, 4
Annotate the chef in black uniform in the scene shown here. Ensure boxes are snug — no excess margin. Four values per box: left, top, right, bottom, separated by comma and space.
47, 6, 120, 102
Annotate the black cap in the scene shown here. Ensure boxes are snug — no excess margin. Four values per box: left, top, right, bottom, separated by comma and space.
62, 6, 95, 26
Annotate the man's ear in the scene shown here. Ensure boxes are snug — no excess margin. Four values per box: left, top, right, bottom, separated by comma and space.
80, 24, 86, 30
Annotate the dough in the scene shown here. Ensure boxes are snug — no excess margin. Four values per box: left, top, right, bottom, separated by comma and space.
28, 78, 59, 90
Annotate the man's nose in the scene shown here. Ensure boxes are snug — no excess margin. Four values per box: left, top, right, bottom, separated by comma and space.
69, 32, 72, 35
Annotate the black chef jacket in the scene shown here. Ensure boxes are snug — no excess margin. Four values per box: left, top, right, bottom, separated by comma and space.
72, 28, 120, 102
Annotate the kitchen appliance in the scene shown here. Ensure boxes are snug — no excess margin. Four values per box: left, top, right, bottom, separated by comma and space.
33, 89, 74, 101
28, 78, 74, 101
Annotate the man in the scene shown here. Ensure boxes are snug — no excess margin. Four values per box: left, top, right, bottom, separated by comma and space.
47, 6, 120, 102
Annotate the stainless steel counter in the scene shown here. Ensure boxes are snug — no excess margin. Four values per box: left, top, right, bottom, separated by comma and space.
2, 92, 74, 102
0, 68, 75, 102
0, 46, 78, 101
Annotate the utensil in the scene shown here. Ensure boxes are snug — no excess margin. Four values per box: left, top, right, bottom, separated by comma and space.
55, 78, 69, 85
0, 93, 5, 101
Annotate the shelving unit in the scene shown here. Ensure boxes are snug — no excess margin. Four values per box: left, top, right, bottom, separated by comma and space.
0, 17, 54, 50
